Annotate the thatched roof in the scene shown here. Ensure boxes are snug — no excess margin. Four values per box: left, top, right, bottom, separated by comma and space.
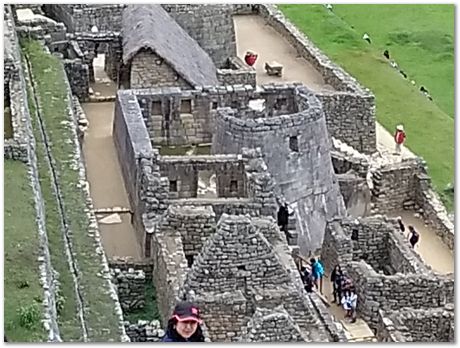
122, 5, 218, 87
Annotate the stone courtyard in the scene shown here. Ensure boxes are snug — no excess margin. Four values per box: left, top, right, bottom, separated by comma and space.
4, 3, 454, 342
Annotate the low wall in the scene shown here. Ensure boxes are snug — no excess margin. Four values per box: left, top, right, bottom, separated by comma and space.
377, 305, 454, 342
151, 229, 188, 325
63, 58, 90, 100
111, 268, 146, 312
348, 261, 454, 329
217, 57, 256, 87
124, 320, 164, 342
371, 157, 454, 252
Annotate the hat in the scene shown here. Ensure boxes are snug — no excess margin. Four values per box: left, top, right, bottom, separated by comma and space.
396, 125, 404, 131
172, 302, 202, 324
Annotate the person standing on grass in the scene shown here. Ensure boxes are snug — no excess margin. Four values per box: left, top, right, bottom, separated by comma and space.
394, 125, 406, 155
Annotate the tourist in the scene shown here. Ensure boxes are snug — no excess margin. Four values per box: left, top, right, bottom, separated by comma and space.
383, 49, 390, 60
408, 225, 420, 248
397, 216, 405, 233
300, 266, 314, 293
393, 125, 406, 155
277, 203, 290, 234
310, 258, 325, 294
362, 33, 371, 44
162, 301, 205, 342
330, 264, 344, 304
341, 287, 358, 323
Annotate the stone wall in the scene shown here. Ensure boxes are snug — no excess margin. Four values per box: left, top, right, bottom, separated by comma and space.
111, 268, 146, 312
151, 227, 188, 325
257, 5, 376, 154
156, 205, 216, 262
331, 137, 369, 177
322, 216, 430, 275
377, 305, 454, 342
371, 157, 454, 252
43, 5, 125, 32
63, 58, 90, 100
4, 6, 61, 340
347, 261, 454, 329
113, 90, 169, 256
371, 158, 420, 213
217, 57, 256, 87
159, 155, 246, 199
213, 86, 345, 254
15, 13, 67, 44
181, 214, 336, 342
129, 50, 192, 89
336, 172, 371, 218
108, 257, 154, 281
124, 320, 165, 342
132, 83, 302, 146
163, 4, 236, 68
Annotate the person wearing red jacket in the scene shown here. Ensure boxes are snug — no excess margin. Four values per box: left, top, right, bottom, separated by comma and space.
394, 124, 406, 155
244, 51, 258, 66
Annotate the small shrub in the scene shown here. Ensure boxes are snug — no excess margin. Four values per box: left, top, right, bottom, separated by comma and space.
17, 303, 41, 329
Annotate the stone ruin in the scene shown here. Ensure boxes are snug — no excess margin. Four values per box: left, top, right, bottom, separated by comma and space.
6, 3, 454, 343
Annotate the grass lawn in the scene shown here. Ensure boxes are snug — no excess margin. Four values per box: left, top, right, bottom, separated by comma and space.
22, 39, 122, 341
279, 4, 454, 211
4, 160, 47, 342
22, 55, 83, 341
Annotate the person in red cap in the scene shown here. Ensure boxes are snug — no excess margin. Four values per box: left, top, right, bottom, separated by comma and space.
162, 301, 205, 342
394, 124, 406, 155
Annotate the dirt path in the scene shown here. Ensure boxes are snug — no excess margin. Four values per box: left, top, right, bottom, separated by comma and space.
234, 15, 334, 92
388, 211, 454, 274
81, 55, 142, 260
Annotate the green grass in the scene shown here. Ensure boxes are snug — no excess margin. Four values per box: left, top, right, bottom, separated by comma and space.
4, 160, 47, 342
123, 282, 161, 324
278, 4, 454, 211
22, 39, 122, 342
22, 54, 83, 341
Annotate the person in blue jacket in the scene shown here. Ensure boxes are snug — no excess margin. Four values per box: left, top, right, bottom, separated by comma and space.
162, 301, 205, 342
310, 258, 325, 294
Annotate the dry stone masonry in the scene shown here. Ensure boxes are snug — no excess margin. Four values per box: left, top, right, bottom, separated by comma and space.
7, 3, 454, 343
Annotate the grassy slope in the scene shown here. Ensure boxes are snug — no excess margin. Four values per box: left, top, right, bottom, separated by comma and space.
22, 39, 121, 341
333, 4, 454, 118
22, 54, 83, 340
279, 4, 454, 211
4, 160, 47, 342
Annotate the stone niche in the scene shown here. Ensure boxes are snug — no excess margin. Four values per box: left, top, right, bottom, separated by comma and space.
159, 155, 247, 199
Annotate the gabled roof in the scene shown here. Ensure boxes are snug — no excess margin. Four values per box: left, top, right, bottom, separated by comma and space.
122, 5, 219, 87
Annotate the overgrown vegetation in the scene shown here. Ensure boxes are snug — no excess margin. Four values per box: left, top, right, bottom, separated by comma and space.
123, 282, 161, 324
4, 160, 47, 342
279, 4, 454, 211
22, 38, 122, 341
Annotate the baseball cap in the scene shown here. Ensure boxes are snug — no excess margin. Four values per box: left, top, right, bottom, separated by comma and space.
172, 302, 202, 324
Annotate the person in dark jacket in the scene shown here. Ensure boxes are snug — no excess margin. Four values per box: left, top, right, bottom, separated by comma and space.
162, 301, 205, 342
277, 203, 290, 233
408, 225, 420, 248
330, 264, 344, 304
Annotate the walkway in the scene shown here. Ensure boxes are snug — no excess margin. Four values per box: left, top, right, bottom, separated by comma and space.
81, 54, 142, 260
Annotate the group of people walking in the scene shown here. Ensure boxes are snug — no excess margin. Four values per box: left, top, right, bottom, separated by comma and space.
330, 265, 357, 323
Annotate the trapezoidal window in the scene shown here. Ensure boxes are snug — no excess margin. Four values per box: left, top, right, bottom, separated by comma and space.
230, 180, 238, 194
211, 101, 218, 110
289, 136, 299, 152
152, 100, 162, 116
169, 180, 178, 192
180, 99, 192, 114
